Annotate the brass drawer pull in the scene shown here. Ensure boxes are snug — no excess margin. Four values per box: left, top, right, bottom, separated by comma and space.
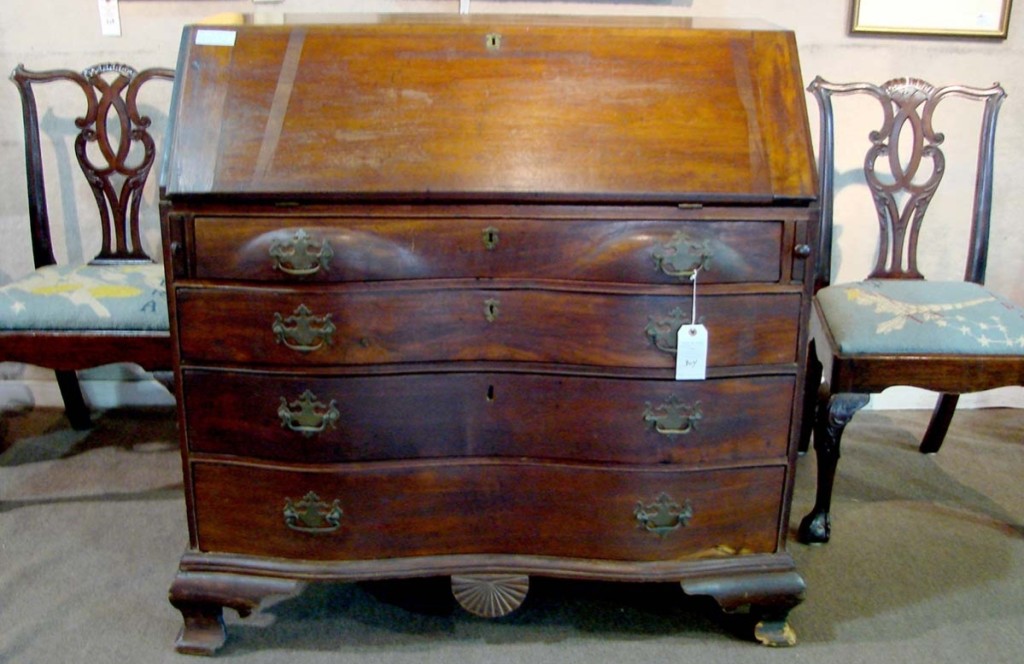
634, 493, 693, 537
652, 231, 712, 280
645, 307, 696, 354
272, 304, 335, 353
283, 491, 343, 533
278, 389, 340, 437
643, 396, 702, 435
269, 228, 334, 276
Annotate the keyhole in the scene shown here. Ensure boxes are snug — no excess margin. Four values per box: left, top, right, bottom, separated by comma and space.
482, 227, 499, 250
485, 33, 502, 50
484, 298, 500, 322
486, 385, 496, 402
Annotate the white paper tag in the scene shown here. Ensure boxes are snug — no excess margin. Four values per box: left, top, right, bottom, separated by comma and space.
98, 0, 120, 37
675, 324, 708, 381
195, 29, 237, 47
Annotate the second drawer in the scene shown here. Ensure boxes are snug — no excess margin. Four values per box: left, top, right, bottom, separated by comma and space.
175, 285, 802, 369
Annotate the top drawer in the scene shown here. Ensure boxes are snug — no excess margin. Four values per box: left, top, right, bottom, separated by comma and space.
190, 216, 784, 285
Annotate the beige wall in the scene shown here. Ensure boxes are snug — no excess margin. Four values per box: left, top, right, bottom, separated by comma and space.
1, 1, 1022, 410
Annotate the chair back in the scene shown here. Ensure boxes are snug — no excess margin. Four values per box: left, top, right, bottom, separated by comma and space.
808, 76, 1005, 293
11, 63, 174, 269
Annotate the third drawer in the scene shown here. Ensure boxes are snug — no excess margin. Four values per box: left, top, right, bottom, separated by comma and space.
183, 370, 796, 466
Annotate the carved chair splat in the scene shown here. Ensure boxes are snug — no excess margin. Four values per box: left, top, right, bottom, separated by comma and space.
1, 63, 174, 430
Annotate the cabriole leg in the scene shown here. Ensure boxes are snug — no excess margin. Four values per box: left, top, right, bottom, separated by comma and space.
798, 392, 869, 544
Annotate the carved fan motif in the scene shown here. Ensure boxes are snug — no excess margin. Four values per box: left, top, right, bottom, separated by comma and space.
451, 574, 529, 618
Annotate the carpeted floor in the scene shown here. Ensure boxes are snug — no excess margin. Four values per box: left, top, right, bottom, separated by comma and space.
1, 406, 1022, 663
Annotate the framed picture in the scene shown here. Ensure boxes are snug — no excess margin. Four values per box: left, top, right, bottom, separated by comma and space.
851, 0, 1013, 38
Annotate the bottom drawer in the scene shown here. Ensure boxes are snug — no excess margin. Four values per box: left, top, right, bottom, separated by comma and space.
191, 460, 785, 562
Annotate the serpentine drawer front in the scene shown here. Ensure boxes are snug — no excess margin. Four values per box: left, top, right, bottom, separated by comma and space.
174, 287, 802, 368
191, 216, 787, 284
161, 15, 817, 654
189, 461, 787, 562
182, 370, 796, 465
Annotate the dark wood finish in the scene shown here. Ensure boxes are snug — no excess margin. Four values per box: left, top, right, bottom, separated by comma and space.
175, 286, 801, 368
3, 63, 174, 428
797, 77, 1016, 544
162, 15, 817, 653
184, 370, 795, 465
193, 215, 786, 284
163, 18, 815, 202
191, 461, 786, 561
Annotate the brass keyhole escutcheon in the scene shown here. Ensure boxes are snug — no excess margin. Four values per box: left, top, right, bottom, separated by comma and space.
485, 33, 502, 50
484, 298, 500, 322
482, 227, 500, 251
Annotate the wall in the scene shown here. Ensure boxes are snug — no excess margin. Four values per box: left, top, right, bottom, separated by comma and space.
1, 0, 1021, 411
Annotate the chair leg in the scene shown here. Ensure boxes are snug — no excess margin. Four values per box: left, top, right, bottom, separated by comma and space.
797, 340, 822, 455
55, 370, 93, 430
919, 393, 959, 454
798, 391, 869, 545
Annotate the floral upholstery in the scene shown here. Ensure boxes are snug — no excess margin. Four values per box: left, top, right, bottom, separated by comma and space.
817, 279, 1024, 356
0, 264, 167, 332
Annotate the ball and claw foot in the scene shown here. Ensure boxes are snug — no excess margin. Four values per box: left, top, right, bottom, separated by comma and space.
798, 509, 831, 545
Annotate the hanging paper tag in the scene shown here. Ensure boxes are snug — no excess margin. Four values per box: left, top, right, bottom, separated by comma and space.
98, 0, 121, 37
675, 324, 708, 380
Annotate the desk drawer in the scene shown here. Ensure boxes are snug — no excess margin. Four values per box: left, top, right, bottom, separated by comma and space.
192, 216, 784, 285
183, 370, 794, 465
191, 460, 785, 561
175, 285, 800, 368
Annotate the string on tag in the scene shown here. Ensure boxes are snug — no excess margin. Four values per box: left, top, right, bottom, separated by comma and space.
690, 266, 699, 329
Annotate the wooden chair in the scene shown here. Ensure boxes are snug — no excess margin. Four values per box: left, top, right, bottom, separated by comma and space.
797, 76, 1023, 544
0, 63, 174, 430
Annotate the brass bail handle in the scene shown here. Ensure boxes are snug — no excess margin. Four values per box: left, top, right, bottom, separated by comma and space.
643, 396, 702, 436
652, 231, 712, 280
283, 491, 343, 533
269, 228, 334, 276
272, 304, 336, 353
634, 493, 693, 537
278, 389, 340, 437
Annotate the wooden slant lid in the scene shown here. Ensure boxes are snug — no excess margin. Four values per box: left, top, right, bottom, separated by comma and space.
162, 14, 816, 204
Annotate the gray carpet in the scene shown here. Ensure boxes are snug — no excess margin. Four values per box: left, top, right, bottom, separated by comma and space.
1, 406, 1022, 663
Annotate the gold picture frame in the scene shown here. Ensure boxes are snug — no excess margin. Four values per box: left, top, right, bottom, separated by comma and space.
851, 0, 1012, 38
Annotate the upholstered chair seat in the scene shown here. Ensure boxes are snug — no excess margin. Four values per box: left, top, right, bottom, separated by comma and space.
817, 280, 1024, 356
0, 264, 167, 332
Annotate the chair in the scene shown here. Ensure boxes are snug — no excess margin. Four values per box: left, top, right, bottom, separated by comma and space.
797, 76, 1023, 544
0, 63, 174, 430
